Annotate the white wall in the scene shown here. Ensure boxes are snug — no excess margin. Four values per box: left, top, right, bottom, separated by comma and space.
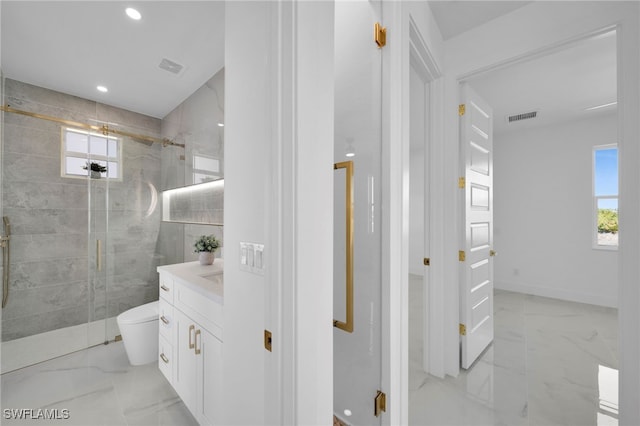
224, 2, 335, 425
223, 3, 269, 424
494, 113, 618, 307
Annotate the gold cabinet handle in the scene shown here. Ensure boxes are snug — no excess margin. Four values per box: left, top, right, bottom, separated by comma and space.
160, 315, 170, 325
160, 353, 169, 364
333, 161, 354, 333
194, 329, 202, 355
188, 325, 195, 349
160, 284, 170, 292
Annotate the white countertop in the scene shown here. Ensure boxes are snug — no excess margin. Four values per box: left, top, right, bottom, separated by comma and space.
157, 259, 224, 305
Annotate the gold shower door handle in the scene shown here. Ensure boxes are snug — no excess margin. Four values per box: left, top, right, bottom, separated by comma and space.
188, 325, 195, 349
333, 161, 354, 333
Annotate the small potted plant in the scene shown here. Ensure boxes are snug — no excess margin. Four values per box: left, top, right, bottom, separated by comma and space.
194, 234, 220, 265
83, 161, 107, 179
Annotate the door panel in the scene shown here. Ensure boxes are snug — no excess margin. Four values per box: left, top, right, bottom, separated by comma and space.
460, 83, 494, 370
333, 1, 383, 424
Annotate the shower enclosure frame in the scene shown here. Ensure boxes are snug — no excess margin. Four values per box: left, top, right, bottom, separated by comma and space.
0, 88, 174, 373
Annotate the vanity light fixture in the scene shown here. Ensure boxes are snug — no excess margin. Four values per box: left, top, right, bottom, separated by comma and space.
96, 85, 108, 93
125, 7, 142, 21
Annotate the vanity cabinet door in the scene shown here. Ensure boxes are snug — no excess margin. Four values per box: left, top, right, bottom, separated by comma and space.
196, 328, 223, 426
174, 309, 198, 416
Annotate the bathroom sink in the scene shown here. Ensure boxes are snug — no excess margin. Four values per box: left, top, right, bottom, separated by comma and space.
200, 271, 223, 282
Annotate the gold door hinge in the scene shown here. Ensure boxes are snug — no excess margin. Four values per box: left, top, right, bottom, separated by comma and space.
490, 250, 496, 257
423, 258, 430, 266
459, 323, 467, 336
374, 390, 387, 417
458, 177, 465, 189
459, 250, 466, 262
459, 104, 466, 116
374, 22, 386, 48
264, 330, 272, 352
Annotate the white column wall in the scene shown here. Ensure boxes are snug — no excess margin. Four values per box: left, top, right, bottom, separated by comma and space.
224, 1, 334, 425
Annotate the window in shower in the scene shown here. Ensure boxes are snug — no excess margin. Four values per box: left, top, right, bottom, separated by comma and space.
61, 127, 122, 180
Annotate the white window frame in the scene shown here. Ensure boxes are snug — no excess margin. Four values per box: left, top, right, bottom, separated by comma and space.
593, 143, 618, 250
61, 127, 123, 181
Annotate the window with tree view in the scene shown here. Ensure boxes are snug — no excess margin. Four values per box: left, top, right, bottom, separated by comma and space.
594, 145, 618, 248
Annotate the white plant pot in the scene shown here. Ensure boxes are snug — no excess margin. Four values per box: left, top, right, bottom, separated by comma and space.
199, 251, 215, 265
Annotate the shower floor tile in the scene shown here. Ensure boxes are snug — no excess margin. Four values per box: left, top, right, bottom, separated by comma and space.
0, 341, 197, 426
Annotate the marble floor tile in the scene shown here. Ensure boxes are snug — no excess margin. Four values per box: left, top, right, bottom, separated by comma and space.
409, 277, 619, 426
1, 342, 197, 426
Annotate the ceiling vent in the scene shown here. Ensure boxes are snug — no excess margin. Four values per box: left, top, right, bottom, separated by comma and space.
507, 111, 538, 123
158, 58, 185, 75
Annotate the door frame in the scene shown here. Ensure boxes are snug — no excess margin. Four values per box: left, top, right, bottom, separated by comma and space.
441, 3, 639, 423
406, 17, 446, 378
385, 4, 445, 424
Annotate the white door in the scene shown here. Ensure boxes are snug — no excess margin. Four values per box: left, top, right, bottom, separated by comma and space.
459, 83, 494, 370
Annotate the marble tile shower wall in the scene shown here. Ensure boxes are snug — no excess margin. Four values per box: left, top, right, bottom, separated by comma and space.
158, 68, 224, 265
2, 78, 162, 341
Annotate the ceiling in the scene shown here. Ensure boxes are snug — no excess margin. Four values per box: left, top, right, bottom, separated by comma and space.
430, 1, 616, 136
428, 1, 533, 40
468, 30, 617, 136
1, 1, 617, 133
1, 1, 225, 119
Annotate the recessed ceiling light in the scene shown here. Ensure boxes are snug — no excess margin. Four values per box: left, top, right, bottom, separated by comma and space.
217, 122, 224, 127
125, 7, 142, 20
97, 85, 108, 93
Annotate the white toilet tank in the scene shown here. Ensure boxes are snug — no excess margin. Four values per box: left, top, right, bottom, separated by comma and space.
117, 300, 159, 366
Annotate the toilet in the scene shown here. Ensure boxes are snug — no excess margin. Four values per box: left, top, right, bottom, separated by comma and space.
116, 300, 159, 366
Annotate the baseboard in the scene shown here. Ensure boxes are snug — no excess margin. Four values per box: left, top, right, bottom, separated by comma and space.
495, 280, 618, 308
1, 317, 120, 374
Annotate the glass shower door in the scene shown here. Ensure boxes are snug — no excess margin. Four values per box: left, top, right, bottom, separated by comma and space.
333, 1, 383, 425
86, 128, 113, 345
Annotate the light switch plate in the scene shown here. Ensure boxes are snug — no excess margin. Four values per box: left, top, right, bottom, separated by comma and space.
240, 242, 265, 275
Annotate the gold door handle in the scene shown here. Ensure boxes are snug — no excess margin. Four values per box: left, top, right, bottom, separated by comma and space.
160, 284, 170, 292
333, 161, 354, 333
160, 315, 170, 325
160, 353, 169, 364
188, 325, 195, 349
194, 329, 202, 355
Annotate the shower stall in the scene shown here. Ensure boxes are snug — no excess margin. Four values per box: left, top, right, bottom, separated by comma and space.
0, 77, 172, 372
0, 57, 225, 372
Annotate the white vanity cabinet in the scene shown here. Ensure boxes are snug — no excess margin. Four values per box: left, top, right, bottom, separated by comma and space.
157, 261, 224, 426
